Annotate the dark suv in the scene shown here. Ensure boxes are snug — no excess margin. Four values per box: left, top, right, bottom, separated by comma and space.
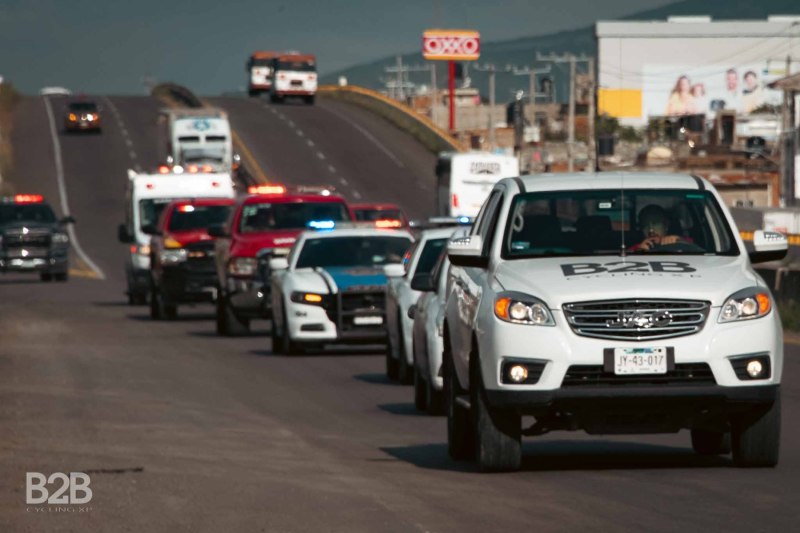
0, 195, 73, 281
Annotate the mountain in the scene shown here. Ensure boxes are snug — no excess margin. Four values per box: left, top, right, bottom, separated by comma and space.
321, 0, 800, 103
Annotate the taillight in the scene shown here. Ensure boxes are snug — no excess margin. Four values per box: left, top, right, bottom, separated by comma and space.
451, 194, 459, 208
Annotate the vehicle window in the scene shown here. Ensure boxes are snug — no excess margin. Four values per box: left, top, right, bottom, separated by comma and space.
296, 236, 412, 269
139, 199, 172, 231
414, 238, 448, 276
476, 192, 502, 244
277, 60, 315, 72
251, 58, 273, 67
168, 205, 231, 232
354, 209, 403, 222
68, 102, 97, 111
178, 136, 201, 143
239, 202, 350, 233
0, 204, 57, 224
502, 189, 739, 258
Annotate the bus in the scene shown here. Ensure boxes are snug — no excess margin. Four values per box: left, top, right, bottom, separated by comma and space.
434, 152, 520, 217
271, 53, 317, 105
246, 51, 279, 97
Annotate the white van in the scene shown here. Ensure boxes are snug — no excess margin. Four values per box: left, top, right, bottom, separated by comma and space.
435, 152, 519, 218
118, 168, 235, 304
162, 109, 233, 172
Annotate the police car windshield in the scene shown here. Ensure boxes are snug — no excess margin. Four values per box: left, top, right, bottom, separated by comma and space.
502, 189, 738, 258
168, 205, 231, 232
239, 202, 350, 233
0, 204, 57, 225
296, 236, 412, 269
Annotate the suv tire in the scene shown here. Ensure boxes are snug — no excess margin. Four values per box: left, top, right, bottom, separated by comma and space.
732, 394, 780, 467
444, 337, 475, 460
217, 295, 249, 336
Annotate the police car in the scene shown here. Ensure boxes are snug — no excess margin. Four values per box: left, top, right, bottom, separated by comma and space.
0, 194, 72, 281
443, 173, 787, 471
270, 226, 413, 354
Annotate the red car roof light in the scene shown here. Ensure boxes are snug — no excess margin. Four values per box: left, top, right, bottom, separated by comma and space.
14, 194, 44, 203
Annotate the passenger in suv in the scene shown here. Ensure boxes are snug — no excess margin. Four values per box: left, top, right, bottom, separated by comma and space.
444, 173, 787, 472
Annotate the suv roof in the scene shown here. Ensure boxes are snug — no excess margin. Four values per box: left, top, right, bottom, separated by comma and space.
512, 173, 705, 193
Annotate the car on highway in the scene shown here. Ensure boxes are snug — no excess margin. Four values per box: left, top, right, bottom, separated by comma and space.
270, 52, 317, 105
0, 194, 73, 282
146, 198, 235, 320
443, 172, 787, 472
269, 226, 413, 354
384, 226, 453, 383
118, 168, 235, 305
351, 203, 409, 228
409, 253, 451, 415
64, 100, 102, 133
211, 185, 354, 336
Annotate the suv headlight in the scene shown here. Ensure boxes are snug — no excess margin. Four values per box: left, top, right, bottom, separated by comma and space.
52, 232, 69, 244
494, 292, 555, 326
162, 249, 187, 264
719, 287, 771, 323
228, 257, 257, 277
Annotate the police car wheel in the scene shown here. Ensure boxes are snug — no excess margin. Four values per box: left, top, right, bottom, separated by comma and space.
444, 338, 475, 461
426, 377, 445, 416
691, 429, 731, 456
40, 273, 53, 282
732, 394, 781, 467
472, 346, 522, 473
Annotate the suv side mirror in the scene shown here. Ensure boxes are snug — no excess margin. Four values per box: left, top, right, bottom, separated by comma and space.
749, 230, 788, 263
208, 224, 228, 238
118, 223, 132, 243
447, 235, 488, 268
383, 263, 405, 278
60, 215, 76, 225
269, 257, 289, 271
410, 272, 436, 292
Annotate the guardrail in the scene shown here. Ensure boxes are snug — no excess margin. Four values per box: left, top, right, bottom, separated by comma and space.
151, 83, 203, 109
317, 85, 463, 154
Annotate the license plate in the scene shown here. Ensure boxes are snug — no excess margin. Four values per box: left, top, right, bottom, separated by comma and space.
353, 315, 383, 326
614, 347, 667, 375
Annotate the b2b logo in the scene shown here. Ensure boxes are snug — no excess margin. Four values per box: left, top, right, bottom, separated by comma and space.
26, 472, 92, 505
561, 261, 697, 277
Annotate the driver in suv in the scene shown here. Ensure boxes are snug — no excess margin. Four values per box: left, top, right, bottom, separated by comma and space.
632, 204, 688, 252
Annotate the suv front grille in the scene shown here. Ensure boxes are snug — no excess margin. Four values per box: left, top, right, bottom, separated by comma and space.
184, 241, 215, 272
562, 363, 715, 387
2, 232, 51, 249
563, 299, 710, 341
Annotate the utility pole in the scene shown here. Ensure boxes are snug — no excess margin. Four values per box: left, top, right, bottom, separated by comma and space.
537, 52, 595, 174
430, 63, 437, 127
384, 61, 432, 101
474, 64, 506, 151
587, 57, 596, 172
512, 63, 551, 141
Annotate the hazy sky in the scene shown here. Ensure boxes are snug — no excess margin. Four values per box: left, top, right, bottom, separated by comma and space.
0, 0, 675, 94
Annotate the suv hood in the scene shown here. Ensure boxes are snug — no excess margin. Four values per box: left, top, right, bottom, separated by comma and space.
494, 255, 760, 308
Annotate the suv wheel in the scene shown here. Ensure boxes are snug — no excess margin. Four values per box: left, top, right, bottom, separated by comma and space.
444, 337, 475, 460
385, 316, 400, 380
54, 272, 68, 282
472, 346, 521, 472
426, 376, 445, 416
732, 394, 781, 467
691, 429, 731, 456
150, 286, 163, 320
216, 295, 249, 336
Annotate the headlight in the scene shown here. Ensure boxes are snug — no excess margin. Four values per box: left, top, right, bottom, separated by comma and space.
719, 287, 771, 323
52, 232, 69, 244
494, 292, 555, 326
162, 249, 187, 264
290, 291, 325, 305
137, 244, 151, 256
228, 257, 257, 277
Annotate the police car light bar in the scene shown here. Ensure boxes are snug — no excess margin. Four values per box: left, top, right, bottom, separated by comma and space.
249, 184, 287, 195
13, 194, 45, 203
307, 220, 336, 230
375, 219, 403, 229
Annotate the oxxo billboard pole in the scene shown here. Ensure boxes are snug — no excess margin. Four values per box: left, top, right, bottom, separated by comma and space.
423, 29, 480, 133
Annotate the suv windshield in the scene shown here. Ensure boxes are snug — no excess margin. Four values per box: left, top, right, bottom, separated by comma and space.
503, 189, 738, 258
0, 204, 57, 225
168, 205, 231, 232
239, 202, 350, 233
296, 236, 412, 269
68, 102, 97, 111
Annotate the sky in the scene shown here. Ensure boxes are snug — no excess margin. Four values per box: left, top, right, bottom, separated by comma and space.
0, 0, 675, 94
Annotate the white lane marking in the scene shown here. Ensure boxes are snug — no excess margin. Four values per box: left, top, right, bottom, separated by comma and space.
287, 120, 295, 127
306, 139, 315, 147
316, 152, 325, 160
120, 127, 128, 136
328, 165, 336, 173
352, 191, 363, 199
125, 138, 133, 148
103, 97, 140, 168
42, 97, 107, 280
338, 177, 349, 185
320, 104, 405, 168
129, 150, 137, 160
296, 129, 304, 137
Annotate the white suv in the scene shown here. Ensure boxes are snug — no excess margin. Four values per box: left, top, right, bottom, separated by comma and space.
444, 173, 787, 472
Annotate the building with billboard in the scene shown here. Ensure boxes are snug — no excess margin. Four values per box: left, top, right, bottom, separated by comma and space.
597, 16, 800, 128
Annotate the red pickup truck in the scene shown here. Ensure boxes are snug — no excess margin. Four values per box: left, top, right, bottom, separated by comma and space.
211, 185, 354, 335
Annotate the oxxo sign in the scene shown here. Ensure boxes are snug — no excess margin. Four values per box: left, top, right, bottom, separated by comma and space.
26, 472, 93, 505
422, 30, 480, 61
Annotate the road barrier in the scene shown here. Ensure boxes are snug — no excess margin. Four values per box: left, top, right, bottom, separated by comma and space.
151, 83, 203, 109
318, 85, 463, 154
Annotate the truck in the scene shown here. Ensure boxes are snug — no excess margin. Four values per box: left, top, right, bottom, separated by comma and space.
270, 53, 317, 105
161, 109, 233, 173
435, 152, 520, 218
118, 168, 235, 305
246, 51, 280, 97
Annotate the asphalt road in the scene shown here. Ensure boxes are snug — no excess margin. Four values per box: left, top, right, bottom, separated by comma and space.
1, 94, 799, 532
